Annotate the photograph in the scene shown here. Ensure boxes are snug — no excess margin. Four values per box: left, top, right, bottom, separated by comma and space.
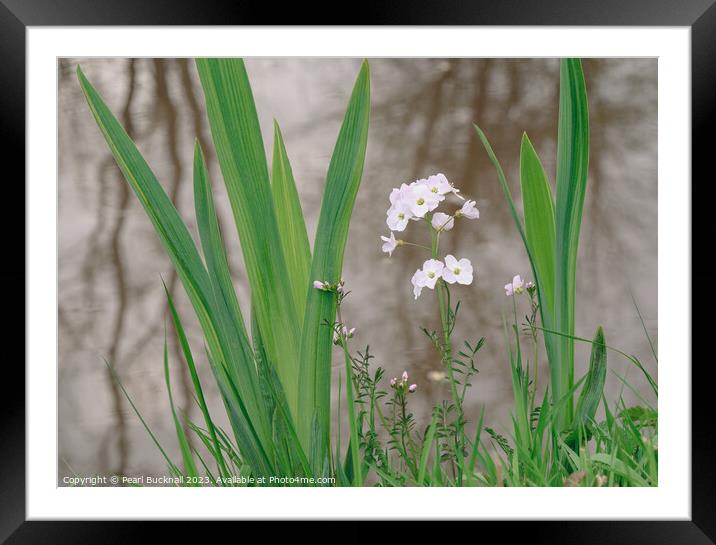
58, 56, 658, 488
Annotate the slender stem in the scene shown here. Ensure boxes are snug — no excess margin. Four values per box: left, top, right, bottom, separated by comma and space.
429, 222, 464, 484
399, 241, 432, 252
336, 301, 362, 487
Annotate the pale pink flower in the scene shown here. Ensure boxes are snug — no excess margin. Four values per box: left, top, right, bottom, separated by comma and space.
380, 232, 399, 256
411, 269, 425, 300
418, 173, 452, 197
408, 384, 417, 393
431, 212, 454, 232
386, 201, 412, 231
406, 184, 441, 218
442, 255, 473, 285
504, 275, 525, 296
419, 259, 444, 289
458, 199, 480, 220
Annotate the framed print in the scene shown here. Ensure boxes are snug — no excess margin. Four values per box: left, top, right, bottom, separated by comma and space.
7, 0, 713, 542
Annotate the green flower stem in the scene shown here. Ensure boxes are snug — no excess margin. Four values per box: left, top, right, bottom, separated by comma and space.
429, 221, 465, 484
399, 241, 432, 252
336, 300, 362, 486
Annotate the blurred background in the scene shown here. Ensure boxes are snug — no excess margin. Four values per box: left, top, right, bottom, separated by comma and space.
58, 58, 657, 482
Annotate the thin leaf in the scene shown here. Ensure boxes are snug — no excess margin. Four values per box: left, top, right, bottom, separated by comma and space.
519, 132, 556, 319
554, 58, 590, 428
574, 326, 608, 427
162, 329, 200, 482
271, 121, 311, 319
196, 58, 302, 418
78, 65, 273, 475
298, 60, 371, 452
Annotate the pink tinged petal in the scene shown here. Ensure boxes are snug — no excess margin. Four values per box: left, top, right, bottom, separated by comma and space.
431, 212, 454, 231
387, 204, 411, 231
381, 232, 397, 256
505, 283, 514, 296
313, 280, 325, 290
512, 275, 523, 289
402, 371, 408, 381
411, 269, 425, 299
457, 270, 473, 285
408, 384, 417, 393
444, 254, 458, 269
460, 200, 480, 219
442, 268, 457, 284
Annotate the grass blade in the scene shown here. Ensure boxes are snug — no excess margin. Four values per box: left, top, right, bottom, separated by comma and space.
162, 329, 200, 482
417, 411, 439, 485
574, 326, 607, 427
271, 121, 312, 319
196, 58, 302, 418
474, 124, 559, 393
78, 65, 273, 475
519, 132, 556, 318
298, 60, 371, 452
163, 281, 230, 480
554, 58, 590, 428
193, 141, 248, 344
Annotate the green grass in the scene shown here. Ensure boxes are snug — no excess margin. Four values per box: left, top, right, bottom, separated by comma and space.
79, 58, 370, 484
80, 57, 656, 487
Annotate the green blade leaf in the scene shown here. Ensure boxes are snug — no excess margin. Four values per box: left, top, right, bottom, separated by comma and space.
163, 281, 230, 480
298, 60, 371, 452
78, 65, 273, 475
271, 121, 312, 320
417, 412, 439, 485
193, 141, 249, 344
519, 132, 556, 317
554, 58, 590, 428
574, 326, 607, 427
196, 58, 302, 418
474, 124, 558, 385
162, 329, 200, 482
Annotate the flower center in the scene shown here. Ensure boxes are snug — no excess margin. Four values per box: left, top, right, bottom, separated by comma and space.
453, 267, 461, 275
398, 213, 405, 220
416, 197, 425, 205
427, 271, 435, 279
430, 187, 438, 193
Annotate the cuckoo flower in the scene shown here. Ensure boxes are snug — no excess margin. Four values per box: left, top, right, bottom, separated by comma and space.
380, 232, 399, 256
504, 274, 525, 296
431, 212, 454, 232
442, 255, 474, 285
419, 259, 444, 290
406, 184, 441, 218
418, 173, 452, 197
387, 201, 412, 231
457, 199, 480, 220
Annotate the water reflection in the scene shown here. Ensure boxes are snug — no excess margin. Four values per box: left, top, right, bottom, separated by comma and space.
58, 58, 657, 480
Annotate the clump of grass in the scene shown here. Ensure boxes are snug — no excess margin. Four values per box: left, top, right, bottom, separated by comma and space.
80, 57, 656, 487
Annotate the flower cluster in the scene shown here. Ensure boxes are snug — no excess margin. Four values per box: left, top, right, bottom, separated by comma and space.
380, 173, 479, 300
313, 278, 346, 294
389, 371, 417, 394
411, 255, 473, 299
504, 275, 534, 297
333, 325, 355, 346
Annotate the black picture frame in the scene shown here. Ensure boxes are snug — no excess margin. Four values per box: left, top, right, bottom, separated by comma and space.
6, 0, 711, 542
